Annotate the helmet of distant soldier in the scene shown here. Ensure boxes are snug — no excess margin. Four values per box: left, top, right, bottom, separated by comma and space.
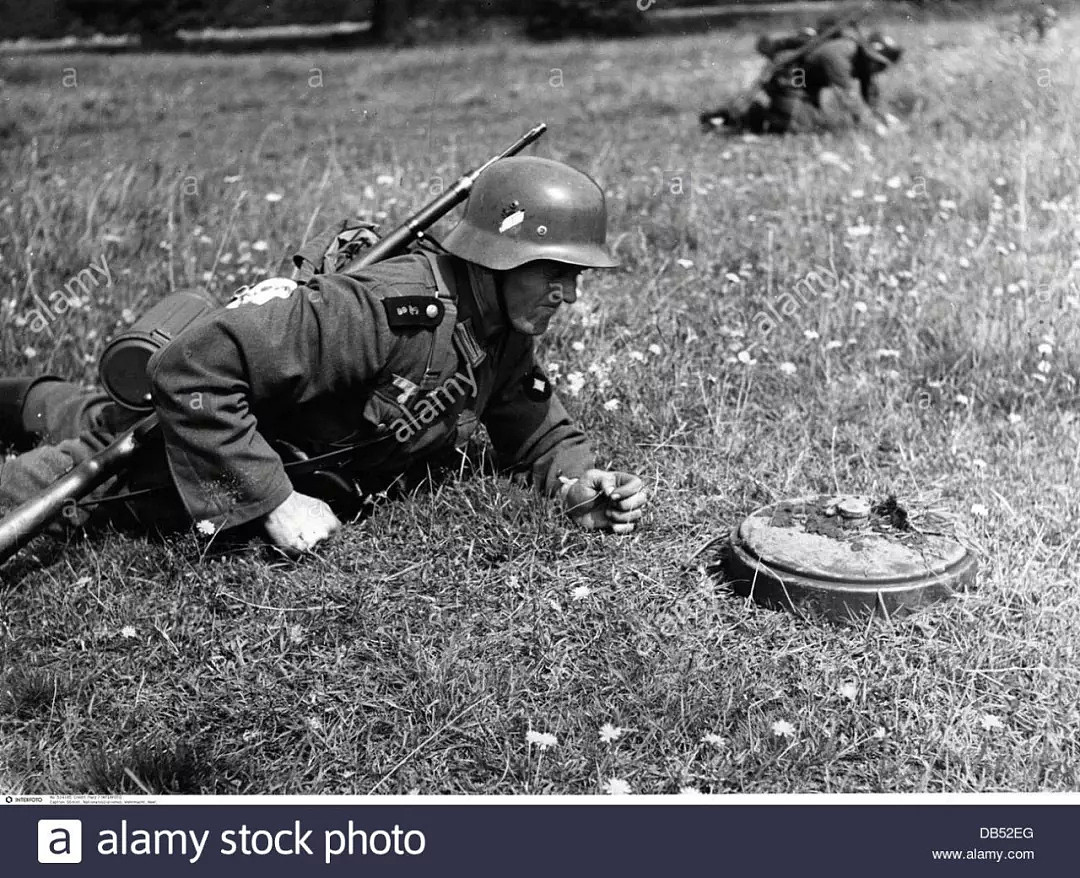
441, 156, 620, 271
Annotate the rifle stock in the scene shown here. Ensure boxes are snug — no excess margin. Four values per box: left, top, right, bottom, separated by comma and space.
0, 124, 548, 567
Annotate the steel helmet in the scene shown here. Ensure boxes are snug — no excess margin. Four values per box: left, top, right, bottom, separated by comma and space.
441, 156, 620, 271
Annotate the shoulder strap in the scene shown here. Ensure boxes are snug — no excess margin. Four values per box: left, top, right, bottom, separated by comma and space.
416, 250, 459, 394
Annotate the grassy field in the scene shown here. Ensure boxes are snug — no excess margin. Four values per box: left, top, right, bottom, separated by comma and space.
1, 9, 1078, 795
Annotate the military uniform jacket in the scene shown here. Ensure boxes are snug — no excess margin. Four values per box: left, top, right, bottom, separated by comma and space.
799, 38, 890, 108
146, 252, 593, 529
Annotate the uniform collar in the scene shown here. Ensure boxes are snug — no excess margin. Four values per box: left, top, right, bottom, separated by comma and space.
455, 258, 506, 341
417, 244, 506, 340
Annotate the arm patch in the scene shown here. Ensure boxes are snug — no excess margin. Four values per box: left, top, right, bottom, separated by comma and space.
383, 297, 444, 329
522, 367, 553, 401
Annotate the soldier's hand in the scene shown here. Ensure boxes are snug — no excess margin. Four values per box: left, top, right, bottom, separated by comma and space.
562, 470, 648, 534
263, 490, 342, 554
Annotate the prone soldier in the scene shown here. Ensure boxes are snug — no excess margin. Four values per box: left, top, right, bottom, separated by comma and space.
0, 157, 649, 554
701, 22, 903, 135
796, 27, 903, 130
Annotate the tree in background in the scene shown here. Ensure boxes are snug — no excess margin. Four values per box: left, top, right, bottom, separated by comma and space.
60, 0, 207, 47
0, 0, 65, 39
10, 0, 368, 42
371, 0, 415, 45
218, 0, 361, 28
524, 0, 649, 41
9, 0, 1026, 45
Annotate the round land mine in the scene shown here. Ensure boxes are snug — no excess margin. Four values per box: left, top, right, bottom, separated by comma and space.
720, 494, 977, 623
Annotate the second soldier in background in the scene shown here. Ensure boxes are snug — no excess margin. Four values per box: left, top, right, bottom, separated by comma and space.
700, 16, 903, 135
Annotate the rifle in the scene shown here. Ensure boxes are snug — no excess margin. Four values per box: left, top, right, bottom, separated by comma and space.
707, 0, 877, 123
0, 123, 547, 567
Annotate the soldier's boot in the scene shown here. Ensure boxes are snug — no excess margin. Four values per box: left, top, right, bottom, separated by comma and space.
0, 376, 66, 450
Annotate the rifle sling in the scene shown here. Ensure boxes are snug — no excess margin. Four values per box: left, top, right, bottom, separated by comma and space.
76, 435, 393, 509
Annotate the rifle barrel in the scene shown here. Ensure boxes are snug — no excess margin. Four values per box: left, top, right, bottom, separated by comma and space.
0, 422, 143, 566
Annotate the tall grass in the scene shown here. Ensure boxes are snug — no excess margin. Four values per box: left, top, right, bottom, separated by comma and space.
1, 11, 1078, 794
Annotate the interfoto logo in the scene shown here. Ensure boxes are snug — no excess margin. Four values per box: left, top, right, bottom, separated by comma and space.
38, 819, 83, 864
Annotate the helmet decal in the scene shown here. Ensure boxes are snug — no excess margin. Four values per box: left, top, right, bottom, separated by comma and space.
499, 209, 526, 234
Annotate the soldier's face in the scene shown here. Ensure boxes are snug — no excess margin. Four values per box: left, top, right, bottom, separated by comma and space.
502, 261, 582, 335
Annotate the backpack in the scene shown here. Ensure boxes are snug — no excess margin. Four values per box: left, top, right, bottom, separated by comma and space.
290, 219, 382, 282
